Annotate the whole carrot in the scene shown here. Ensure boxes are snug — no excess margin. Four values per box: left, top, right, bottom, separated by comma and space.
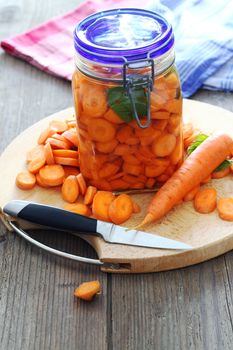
139, 133, 233, 227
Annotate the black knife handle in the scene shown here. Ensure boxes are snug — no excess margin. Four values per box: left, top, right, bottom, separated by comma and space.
10, 202, 97, 234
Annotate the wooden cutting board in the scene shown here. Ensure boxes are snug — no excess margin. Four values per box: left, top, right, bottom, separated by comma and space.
0, 99, 233, 273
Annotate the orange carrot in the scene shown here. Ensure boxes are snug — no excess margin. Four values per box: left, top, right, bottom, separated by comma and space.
61, 175, 79, 203
88, 118, 116, 142
36, 173, 50, 188
53, 150, 79, 159
139, 133, 233, 226
39, 164, 65, 186
28, 156, 46, 174
46, 138, 70, 150
99, 162, 120, 179
44, 142, 55, 165
84, 186, 97, 205
64, 203, 91, 216
62, 129, 79, 148
152, 133, 176, 157
74, 280, 101, 301
183, 185, 200, 202
108, 194, 133, 224
217, 197, 233, 221
49, 120, 68, 133
26, 145, 45, 163
110, 179, 129, 190
76, 173, 87, 196
54, 157, 79, 167
92, 191, 115, 222
37, 127, 55, 145
211, 167, 230, 179
193, 188, 217, 213
96, 139, 118, 153
200, 175, 211, 184
145, 178, 156, 189
104, 108, 124, 124
63, 166, 80, 178
16, 171, 36, 190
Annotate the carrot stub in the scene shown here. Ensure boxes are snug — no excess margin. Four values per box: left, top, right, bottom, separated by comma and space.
139, 133, 233, 227
193, 188, 217, 214
61, 175, 79, 203
39, 164, 65, 186
108, 194, 133, 225
16, 171, 36, 190
217, 198, 233, 221
74, 280, 101, 301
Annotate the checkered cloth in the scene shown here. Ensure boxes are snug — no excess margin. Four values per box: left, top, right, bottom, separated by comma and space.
1, 0, 233, 97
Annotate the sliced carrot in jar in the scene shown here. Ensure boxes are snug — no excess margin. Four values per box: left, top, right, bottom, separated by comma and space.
151, 110, 170, 120
164, 99, 182, 114
104, 108, 124, 124
150, 92, 166, 110
110, 179, 129, 190
145, 177, 156, 189
152, 119, 168, 131
123, 163, 144, 176
99, 163, 120, 179
167, 114, 181, 136
88, 118, 116, 142
116, 125, 134, 143
170, 137, 183, 165
90, 179, 112, 191
122, 154, 141, 166
114, 144, 131, 156
96, 139, 118, 153
145, 158, 169, 177
16, 171, 36, 190
164, 72, 180, 89
80, 83, 107, 117
152, 133, 176, 157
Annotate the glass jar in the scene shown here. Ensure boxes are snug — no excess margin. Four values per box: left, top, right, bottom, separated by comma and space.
72, 8, 183, 191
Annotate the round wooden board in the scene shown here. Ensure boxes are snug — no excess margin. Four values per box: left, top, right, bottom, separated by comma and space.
0, 99, 233, 273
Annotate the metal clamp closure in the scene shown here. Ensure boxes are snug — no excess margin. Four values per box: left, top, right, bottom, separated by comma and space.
123, 58, 154, 128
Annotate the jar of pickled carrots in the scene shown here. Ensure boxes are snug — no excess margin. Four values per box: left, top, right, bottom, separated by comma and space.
72, 8, 183, 191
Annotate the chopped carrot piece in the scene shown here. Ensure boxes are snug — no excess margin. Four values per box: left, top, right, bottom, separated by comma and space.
64, 203, 91, 216
211, 167, 230, 179
110, 179, 129, 190
26, 145, 45, 163
170, 137, 183, 165
116, 125, 134, 143
123, 154, 141, 166
76, 173, 87, 196
81, 83, 107, 117
16, 171, 36, 190
90, 179, 112, 191
122, 163, 144, 176
108, 171, 125, 181
74, 280, 101, 301
99, 163, 120, 179
217, 197, 233, 221
194, 188, 217, 214
165, 72, 180, 88
63, 166, 80, 178
145, 159, 169, 177
49, 120, 68, 133
61, 175, 79, 203
53, 150, 79, 159
84, 186, 97, 205
164, 99, 182, 114
37, 127, 55, 145
39, 164, 65, 186
104, 109, 124, 124
36, 173, 50, 188
108, 194, 133, 224
88, 118, 116, 142
46, 138, 70, 150
95, 139, 118, 153
151, 110, 170, 120
28, 156, 46, 174
44, 142, 55, 165
145, 178, 156, 189
152, 119, 168, 131
62, 129, 79, 147
129, 182, 145, 189
92, 191, 115, 221
54, 157, 79, 167
114, 144, 131, 156
152, 133, 176, 157
183, 185, 200, 202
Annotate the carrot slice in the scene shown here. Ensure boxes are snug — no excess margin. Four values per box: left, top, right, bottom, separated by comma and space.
99, 163, 120, 178
96, 139, 118, 153
26, 145, 45, 163
62, 129, 79, 148
74, 280, 101, 301
76, 173, 87, 196
92, 191, 115, 221
152, 133, 176, 157
63, 166, 80, 178
110, 179, 129, 190
194, 188, 217, 214
81, 83, 107, 117
114, 144, 131, 156
16, 171, 36, 190
61, 175, 79, 203
28, 156, 46, 174
36, 173, 50, 188
104, 109, 124, 124
53, 150, 79, 159
123, 154, 141, 166
87, 118, 116, 142
44, 142, 55, 165
90, 179, 112, 191
54, 157, 79, 167
122, 163, 143, 176
64, 203, 91, 216
49, 120, 68, 133
211, 167, 230, 179
39, 164, 65, 186
183, 185, 200, 202
145, 159, 170, 177
37, 127, 55, 145
116, 125, 134, 143
84, 186, 97, 205
217, 197, 233, 221
145, 178, 156, 189
108, 194, 133, 224
46, 138, 70, 150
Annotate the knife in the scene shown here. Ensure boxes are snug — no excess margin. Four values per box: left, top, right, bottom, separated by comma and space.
3, 200, 192, 250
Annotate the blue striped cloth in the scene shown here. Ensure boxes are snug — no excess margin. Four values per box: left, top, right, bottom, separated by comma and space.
148, 0, 233, 97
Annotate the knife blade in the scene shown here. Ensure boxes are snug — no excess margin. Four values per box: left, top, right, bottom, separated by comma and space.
3, 200, 192, 250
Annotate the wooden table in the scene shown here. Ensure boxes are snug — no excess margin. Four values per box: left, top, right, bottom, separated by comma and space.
0, 1, 233, 349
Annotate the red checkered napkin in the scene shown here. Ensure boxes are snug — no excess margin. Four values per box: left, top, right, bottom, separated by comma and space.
1, 0, 148, 80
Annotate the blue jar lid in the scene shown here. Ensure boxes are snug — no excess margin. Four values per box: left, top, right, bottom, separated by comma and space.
74, 8, 174, 64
